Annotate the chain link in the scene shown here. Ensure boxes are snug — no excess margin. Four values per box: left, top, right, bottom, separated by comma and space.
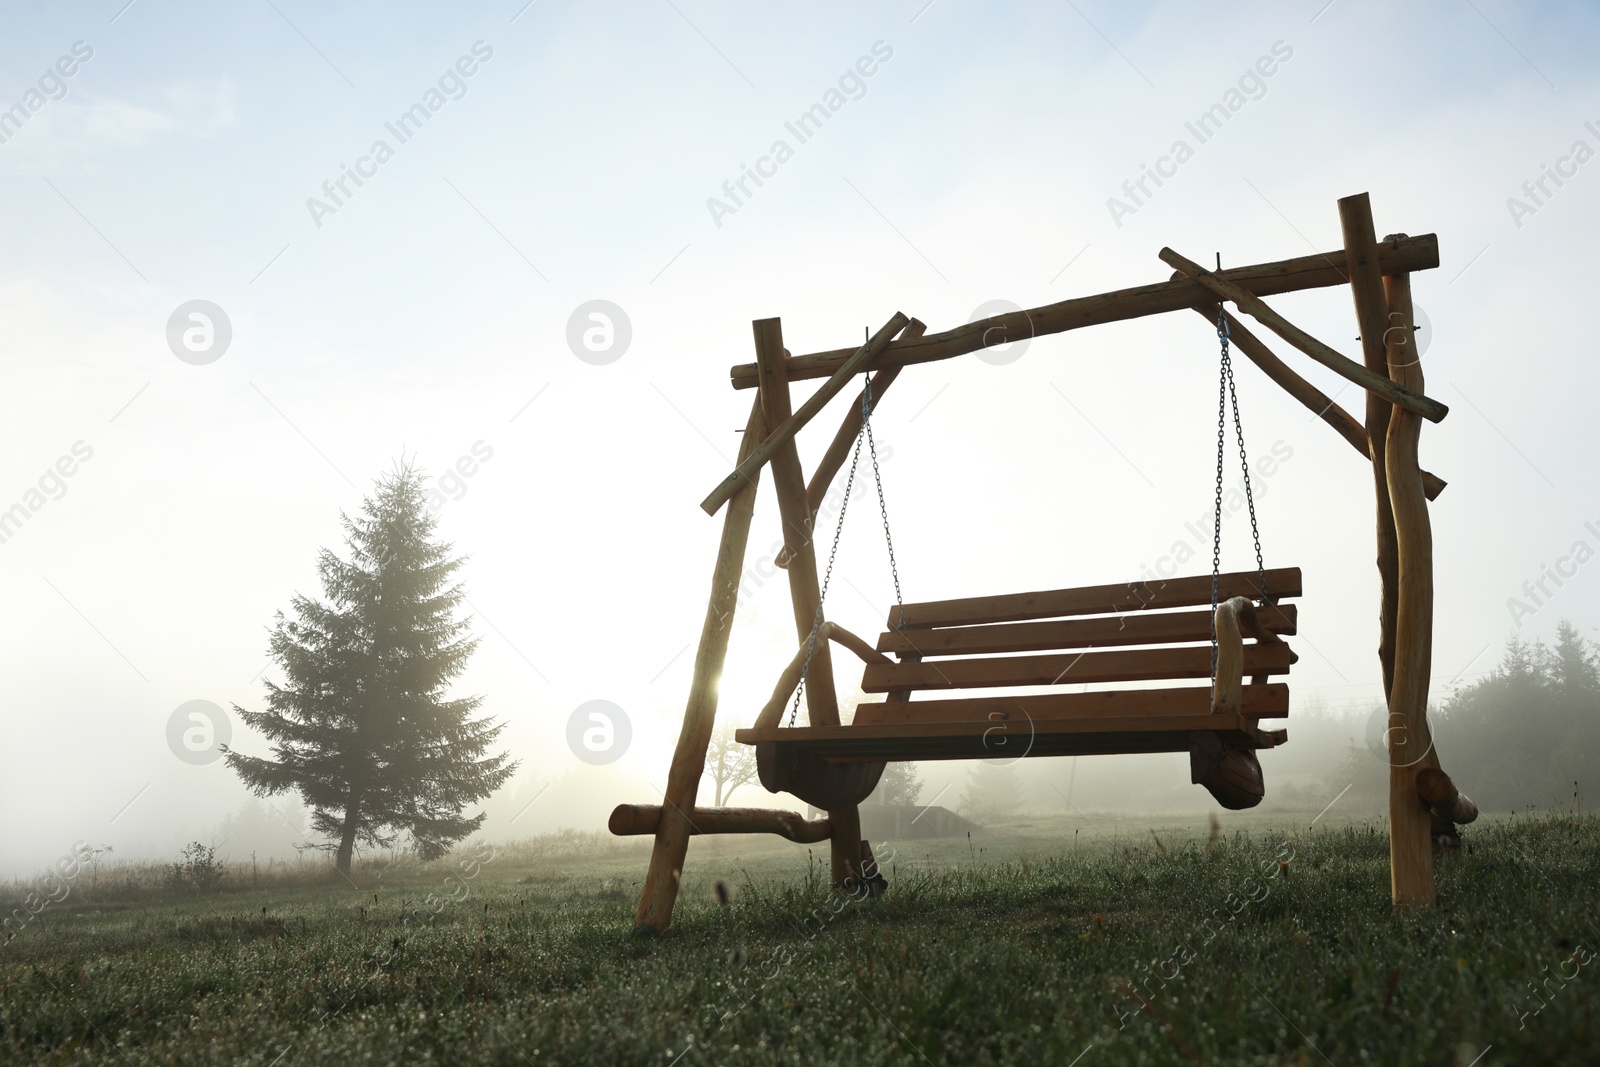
864, 383, 903, 613
789, 378, 902, 727
1211, 301, 1271, 673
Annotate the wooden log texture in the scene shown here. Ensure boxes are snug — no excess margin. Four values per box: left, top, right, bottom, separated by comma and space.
1190, 303, 1446, 501
1415, 768, 1480, 826
805, 319, 927, 519
750, 622, 893, 736
750, 317, 866, 887
1161, 247, 1448, 423
1189, 730, 1266, 810
702, 312, 910, 515
635, 398, 767, 933
730, 235, 1441, 389
1340, 195, 1403, 699
1211, 596, 1250, 714
1382, 269, 1438, 908
755, 317, 842, 730
611, 804, 832, 844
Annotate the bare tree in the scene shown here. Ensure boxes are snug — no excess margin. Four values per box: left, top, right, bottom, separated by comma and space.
703, 724, 759, 806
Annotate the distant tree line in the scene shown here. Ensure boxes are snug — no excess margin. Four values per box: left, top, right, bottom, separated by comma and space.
1435, 621, 1598, 811
1338, 620, 1599, 812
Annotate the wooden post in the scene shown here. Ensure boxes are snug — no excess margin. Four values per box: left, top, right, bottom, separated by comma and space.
1338, 194, 1401, 698
805, 320, 927, 517
1381, 268, 1437, 908
751, 317, 864, 887
703, 312, 909, 515
633, 396, 766, 933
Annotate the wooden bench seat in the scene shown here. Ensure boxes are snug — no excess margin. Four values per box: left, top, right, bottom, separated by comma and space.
735, 569, 1297, 781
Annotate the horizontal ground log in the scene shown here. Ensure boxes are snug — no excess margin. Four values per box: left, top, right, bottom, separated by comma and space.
609, 804, 831, 843
729, 235, 1441, 389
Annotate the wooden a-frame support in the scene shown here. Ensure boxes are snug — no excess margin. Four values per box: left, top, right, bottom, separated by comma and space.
631, 191, 1468, 932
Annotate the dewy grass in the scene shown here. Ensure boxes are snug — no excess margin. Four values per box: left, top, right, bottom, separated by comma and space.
2, 813, 1597, 1065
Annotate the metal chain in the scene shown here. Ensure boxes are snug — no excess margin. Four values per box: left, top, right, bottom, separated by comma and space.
1211, 307, 1229, 673
1225, 324, 1269, 604
789, 425, 863, 727
864, 382, 904, 616
789, 380, 903, 726
1210, 299, 1271, 671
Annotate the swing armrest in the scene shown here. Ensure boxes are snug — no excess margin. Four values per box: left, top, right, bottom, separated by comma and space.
1211, 597, 1251, 715
1210, 596, 1297, 716
1234, 599, 1299, 664
749, 622, 890, 734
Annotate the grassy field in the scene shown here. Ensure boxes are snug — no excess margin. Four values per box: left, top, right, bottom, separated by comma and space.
3, 811, 1597, 1065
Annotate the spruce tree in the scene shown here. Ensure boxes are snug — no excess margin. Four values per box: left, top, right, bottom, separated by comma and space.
225, 463, 516, 875
877, 762, 925, 806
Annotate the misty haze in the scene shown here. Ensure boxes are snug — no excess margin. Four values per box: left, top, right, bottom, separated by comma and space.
3, 3, 1598, 1065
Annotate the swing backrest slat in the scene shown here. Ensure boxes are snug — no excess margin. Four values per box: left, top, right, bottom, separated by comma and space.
884, 567, 1300, 630
874, 603, 1297, 658
860, 641, 1294, 693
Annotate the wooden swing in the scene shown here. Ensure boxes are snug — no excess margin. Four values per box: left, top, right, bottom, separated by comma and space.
735, 305, 1296, 813
616, 193, 1479, 933
737, 570, 1300, 811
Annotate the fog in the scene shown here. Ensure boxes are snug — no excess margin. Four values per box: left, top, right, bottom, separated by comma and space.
3, 1, 1597, 878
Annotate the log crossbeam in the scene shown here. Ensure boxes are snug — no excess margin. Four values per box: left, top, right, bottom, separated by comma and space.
611, 804, 831, 844
702, 313, 912, 515
1190, 304, 1447, 500
728, 235, 1441, 390
1161, 248, 1449, 423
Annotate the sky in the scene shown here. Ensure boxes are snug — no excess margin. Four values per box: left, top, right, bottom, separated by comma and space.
2, 0, 1597, 877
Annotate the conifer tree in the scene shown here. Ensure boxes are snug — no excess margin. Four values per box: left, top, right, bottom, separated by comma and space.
877, 762, 925, 806
225, 463, 515, 875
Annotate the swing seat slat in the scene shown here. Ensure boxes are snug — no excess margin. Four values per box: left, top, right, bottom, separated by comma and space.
741, 713, 1283, 763
852, 683, 1290, 727
736, 568, 1298, 771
